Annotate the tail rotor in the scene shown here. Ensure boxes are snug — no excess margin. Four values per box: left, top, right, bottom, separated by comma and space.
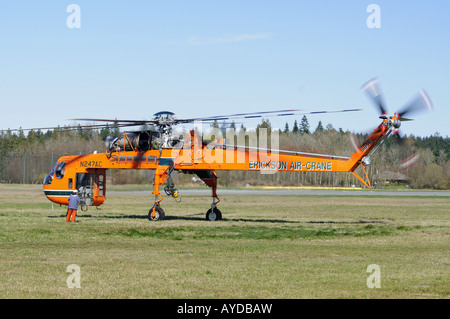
359, 77, 433, 169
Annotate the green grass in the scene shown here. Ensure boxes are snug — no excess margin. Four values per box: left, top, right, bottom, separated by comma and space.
0, 184, 449, 298
115, 224, 426, 240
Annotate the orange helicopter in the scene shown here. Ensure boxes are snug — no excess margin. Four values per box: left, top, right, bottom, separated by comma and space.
5, 78, 433, 221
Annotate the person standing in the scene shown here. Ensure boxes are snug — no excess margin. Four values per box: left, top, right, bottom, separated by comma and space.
66, 190, 80, 222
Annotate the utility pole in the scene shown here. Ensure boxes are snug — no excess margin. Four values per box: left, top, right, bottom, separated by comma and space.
23, 153, 27, 184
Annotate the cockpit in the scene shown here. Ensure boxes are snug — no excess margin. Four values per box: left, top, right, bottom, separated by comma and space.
43, 158, 106, 210
43, 162, 66, 185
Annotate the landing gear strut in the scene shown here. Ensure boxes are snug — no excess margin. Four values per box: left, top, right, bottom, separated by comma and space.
205, 172, 222, 221
192, 169, 223, 221
149, 158, 172, 222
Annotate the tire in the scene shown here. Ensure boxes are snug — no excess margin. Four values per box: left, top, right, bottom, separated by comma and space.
206, 208, 222, 221
148, 205, 165, 221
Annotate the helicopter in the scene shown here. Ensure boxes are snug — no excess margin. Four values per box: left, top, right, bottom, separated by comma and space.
2, 78, 432, 221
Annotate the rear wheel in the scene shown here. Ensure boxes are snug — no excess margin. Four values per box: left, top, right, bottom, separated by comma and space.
206, 208, 222, 221
148, 205, 165, 221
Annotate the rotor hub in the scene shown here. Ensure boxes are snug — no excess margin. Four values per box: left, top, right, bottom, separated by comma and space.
391, 118, 401, 129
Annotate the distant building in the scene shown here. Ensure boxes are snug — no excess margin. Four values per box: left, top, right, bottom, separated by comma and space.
373, 171, 410, 185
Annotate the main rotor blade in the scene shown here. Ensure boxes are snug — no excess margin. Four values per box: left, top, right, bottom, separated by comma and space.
69, 118, 153, 124
179, 108, 362, 123
180, 109, 303, 122
0, 122, 147, 133
396, 90, 433, 118
361, 77, 388, 115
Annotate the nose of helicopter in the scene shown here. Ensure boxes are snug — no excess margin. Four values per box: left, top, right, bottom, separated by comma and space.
42, 161, 71, 206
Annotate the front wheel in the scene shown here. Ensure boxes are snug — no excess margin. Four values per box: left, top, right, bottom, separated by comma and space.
148, 205, 165, 221
206, 208, 222, 221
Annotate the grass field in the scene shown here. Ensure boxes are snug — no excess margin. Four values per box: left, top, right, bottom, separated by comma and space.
0, 184, 448, 298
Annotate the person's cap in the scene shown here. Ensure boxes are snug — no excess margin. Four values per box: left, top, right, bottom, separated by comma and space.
73, 190, 78, 194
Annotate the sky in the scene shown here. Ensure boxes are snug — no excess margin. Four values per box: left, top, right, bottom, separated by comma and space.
0, 1, 449, 137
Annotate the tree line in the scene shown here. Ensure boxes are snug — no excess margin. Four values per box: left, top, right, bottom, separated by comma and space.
0, 117, 448, 189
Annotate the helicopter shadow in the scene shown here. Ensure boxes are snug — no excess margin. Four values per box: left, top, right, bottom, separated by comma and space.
49, 214, 386, 225
165, 215, 299, 224
49, 214, 148, 220
305, 220, 387, 225
50, 213, 298, 223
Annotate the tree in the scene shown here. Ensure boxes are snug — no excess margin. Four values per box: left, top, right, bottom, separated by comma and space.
230, 121, 236, 130
300, 115, 310, 134
315, 121, 324, 133
256, 119, 272, 136
44, 130, 53, 140
284, 122, 289, 133
326, 123, 335, 132
18, 128, 26, 145
220, 121, 228, 136
292, 120, 299, 134
77, 124, 93, 141
99, 125, 111, 141
27, 130, 41, 145
112, 120, 121, 137
256, 119, 272, 148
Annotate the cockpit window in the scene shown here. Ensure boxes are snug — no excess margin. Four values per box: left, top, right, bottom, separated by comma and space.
55, 162, 66, 179
43, 174, 53, 185
43, 163, 57, 185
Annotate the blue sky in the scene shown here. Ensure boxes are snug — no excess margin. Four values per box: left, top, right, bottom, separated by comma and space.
0, 1, 448, 137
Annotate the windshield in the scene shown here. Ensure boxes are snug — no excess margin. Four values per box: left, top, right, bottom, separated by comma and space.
43, 163, 58, 185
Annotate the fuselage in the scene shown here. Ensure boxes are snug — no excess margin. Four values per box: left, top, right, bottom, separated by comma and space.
43, 124, 391, 207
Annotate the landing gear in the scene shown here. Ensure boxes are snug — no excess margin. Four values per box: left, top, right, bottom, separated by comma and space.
149, 159, 171, 222
206, 207, 222, 221
150, 167, 224, 222
148, 204, 165, 221
206, 173, 222, 221
192, 169, 223, 221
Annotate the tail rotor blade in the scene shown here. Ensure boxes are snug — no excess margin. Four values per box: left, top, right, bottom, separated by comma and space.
349, 133, 360, 152
393, 131, 405, 146
397, 89, 433, 118
361, 77, 388, 116
399, 153, 420, 170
